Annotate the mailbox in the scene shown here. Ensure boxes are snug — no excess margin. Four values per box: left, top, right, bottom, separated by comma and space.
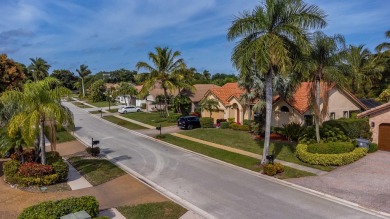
92, 140, 100, 145
156, 126, 161, 130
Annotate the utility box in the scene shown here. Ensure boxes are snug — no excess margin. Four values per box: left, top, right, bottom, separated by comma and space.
60, 210, 91, 219
356, 138, 370, 150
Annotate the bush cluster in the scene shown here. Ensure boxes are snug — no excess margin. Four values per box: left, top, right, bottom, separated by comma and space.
18, 163, 54, 177
200, 117, 214, 128
18, 196, 99, 219
299, 126, 349, 144
219, 122, 230, 129
216, 119, 227, 124
296, 144, 367, 166
86, 147, 100, 156
52, 161, 69, 182
368, 143, 378, 153
227, 118, 235, 123
323, 118, 371, 139
262, 163, 284, 176
243, 120, 252, 126
46, 151, 62, 165
229, 123, 250, 131
307, 142, 355, 154
281, 122, 306, 142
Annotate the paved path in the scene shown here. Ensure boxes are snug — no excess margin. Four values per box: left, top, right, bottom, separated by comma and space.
65, 101, 388, 219
66, 160, 93, 190
171, 133, 328, 176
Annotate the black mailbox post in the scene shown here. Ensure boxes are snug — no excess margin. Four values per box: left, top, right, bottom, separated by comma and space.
156, 124, 162, 135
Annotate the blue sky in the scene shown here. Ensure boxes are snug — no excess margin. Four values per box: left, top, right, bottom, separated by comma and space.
0, 0, 389, 74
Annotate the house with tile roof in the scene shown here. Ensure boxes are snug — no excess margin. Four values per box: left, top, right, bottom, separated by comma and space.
180, 84, 221, 112
272, 82, 368, 127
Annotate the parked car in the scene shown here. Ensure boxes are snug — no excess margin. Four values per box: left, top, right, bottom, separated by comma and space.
118, 106, 142, 114
178, 116, 201, 130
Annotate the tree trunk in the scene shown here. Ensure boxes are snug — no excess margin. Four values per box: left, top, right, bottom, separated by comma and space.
315, 79, 321, 143
40, 118, 46, 164
82, 78, 85, 98
163, 88, 170, 116
248, 104, 252, 121
261, 70, 273, 164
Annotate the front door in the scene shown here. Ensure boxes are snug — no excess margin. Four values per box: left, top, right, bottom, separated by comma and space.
378, 123, 390, 151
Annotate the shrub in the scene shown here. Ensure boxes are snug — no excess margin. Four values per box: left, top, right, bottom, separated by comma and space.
22, 149, 36, 162
200, 118, 214, 128
274, 163, 284, 173
167, 114, 181, 122
281, 122, 306, 142
3, 160, 20, 177
323, 118, 371, 139
141, 103, 146, 109
18, 162, 54, 178
368, 143, 378, 153
307, 142, 355, 154
299, 126, 349, 144
86, 147, 100, 156
228, 118, 235, 123
251, 122, 260, 134
243, 120, 252, 126
18, 196, 99, 219
216, 119, 227, 124
46, 151, 61, 165
52, 160, 69, 182
262, 163, 277, 176
220, 122, 230, 129
296, 144, 367, 166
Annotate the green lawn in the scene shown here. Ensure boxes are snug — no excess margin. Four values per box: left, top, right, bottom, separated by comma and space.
56, 127, 75, 143
162, 134, 315, 179
72, 101, 92, 108
103, 116, 147, 130
180, 128, 333, 171
86, 101, 117, 108
117, 202, 187, 219
89, 110, 105, 114
68, 157, 125, 186
107, 108, 119, 113
121, 112, 180, 127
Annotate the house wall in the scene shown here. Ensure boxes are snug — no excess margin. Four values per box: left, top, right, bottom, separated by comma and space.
272, 100, 304, 127
201, 94, 226, 122
325, 88, 361, 119
227, 98, 245, 123
366, 107, 390, 144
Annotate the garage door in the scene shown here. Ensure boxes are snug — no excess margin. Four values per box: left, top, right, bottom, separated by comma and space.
378, 124, 390, 151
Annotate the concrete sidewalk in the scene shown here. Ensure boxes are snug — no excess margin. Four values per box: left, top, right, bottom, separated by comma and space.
171, 133, 328, 176
66, 160, 93, 190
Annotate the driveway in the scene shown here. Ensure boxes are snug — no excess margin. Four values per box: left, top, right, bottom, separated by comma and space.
65, 101, 386, 219
287, 151, 390, 214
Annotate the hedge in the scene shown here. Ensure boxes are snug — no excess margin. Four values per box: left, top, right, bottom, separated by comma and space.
307, 142, 355, 154
46, 151, 62, 165
368, 143, 378, 153
52, 161, 69, 182
200, 117, 214, 128
220, 122, 230, 129
296, 144, 367, 166
262, 163, 284, 176
323, 118, 371, 139
18, 196, 99, 219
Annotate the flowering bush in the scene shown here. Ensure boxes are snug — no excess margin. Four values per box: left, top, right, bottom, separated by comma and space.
18, 162, 54, 177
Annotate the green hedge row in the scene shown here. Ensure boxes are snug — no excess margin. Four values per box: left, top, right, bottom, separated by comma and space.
200, 118, 214, 128
323, 118, 370, 139
229, 123, 250, 131
296, 144, 367, 166
307, 142, 355, 154
18, 196, 99, 219
220, 122, 230, 129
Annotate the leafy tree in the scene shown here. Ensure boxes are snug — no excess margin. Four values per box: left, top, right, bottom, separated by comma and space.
76, 64, 92, 97
0, 54, 25, 92
228, 0, 326, 163
173, 94, 192, 114
51, 69, 79, 90
116, 82, 137, 106
203, 70, 211, 81
379, 85, 390, 102
0, 77, 74, 164
89, 79, 106, 102
375, 30, 390, 53
28, 57, 50, 82
136, 47, 187, 116
200, 98, 220, 118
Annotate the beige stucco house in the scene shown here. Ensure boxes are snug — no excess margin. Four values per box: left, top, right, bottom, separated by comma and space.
272, 82, 368, 127
180, 84, 220, 112
357, 102, 390, 151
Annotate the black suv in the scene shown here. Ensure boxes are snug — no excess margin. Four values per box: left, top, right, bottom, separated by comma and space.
177, 116, 201, 130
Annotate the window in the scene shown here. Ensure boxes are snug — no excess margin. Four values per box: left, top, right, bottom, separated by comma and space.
304, 115, 314, 126
343, 111, 349, 118
280, 106, 289, 112
330, 112, 335, 120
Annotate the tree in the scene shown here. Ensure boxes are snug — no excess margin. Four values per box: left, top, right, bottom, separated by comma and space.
375, 30, 390, 53
116, 82, 137, 106
228, 0, 326, 164
0, 54, 25, 92
203, 70, 211, 81
28, 57, 50, 82
76, 64, 92, 98
200, 98, 220, 118
136, 47, 187, 116
379, 85, 390, 102
0, 77, 74, 164
308, 31, 345, 143
51, 69, 79, 90
89, 79, 106, 102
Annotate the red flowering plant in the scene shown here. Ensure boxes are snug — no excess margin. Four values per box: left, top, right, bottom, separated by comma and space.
18, 162, 54, 178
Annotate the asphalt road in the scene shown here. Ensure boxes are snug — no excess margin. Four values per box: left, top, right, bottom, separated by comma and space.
65, 102, 385, 219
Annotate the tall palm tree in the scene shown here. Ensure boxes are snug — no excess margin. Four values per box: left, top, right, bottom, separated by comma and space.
116, 82, 137, 106
200, 98, 220, 118
308, 31, 345, 143
203, 70, 211, 81
76, 64, 92, 98
136, 47, 187, 116
0, 77, 74, 164
227, 0, 326, 164
28, 57, 51, 82
375, 30, 390, 53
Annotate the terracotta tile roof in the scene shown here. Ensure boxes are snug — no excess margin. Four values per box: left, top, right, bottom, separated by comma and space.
208, 82, 245, 105
181, 84, 220, 102
136, 82, 179, 97
357, 101, 390, 118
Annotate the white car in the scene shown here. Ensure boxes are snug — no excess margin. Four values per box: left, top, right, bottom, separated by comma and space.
118, 106, 142, 114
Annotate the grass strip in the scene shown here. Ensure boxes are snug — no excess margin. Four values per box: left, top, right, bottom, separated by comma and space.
117, 201, 187, 219
162, 134, 315, 179
103, 116, 146, 130
122, 112, 179, 127
71, 101, 92, 108
68, 157, 125, 186
86, 101, 117, 108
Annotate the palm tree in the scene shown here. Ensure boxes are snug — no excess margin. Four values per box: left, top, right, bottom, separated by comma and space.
203, 70, 211, 81
116, 82, 137, 106
227, 0, 326, 164
136, 47, 187, 116
375, 30, 390, 53
0, 77, 74, 164
200, 98, 220, 118
76, 64, 92, 98
308, 31, 345, 143
28, 57, 51, 82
